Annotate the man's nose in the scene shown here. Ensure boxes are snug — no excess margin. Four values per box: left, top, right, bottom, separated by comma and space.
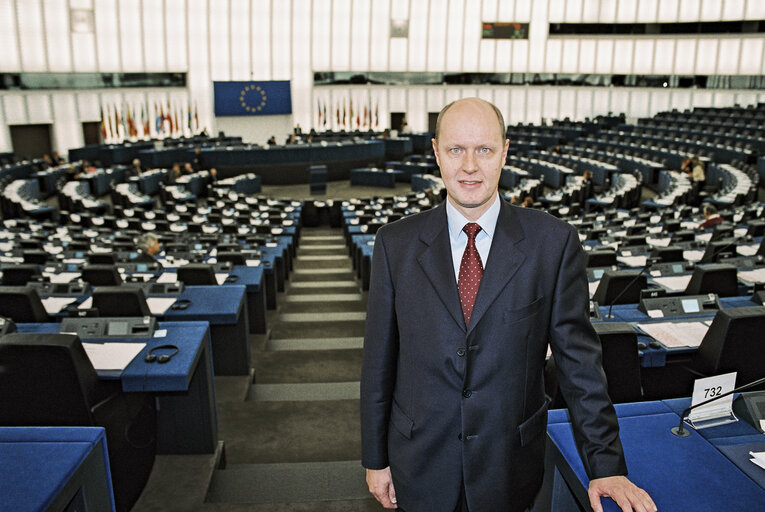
463, 151, 478, 172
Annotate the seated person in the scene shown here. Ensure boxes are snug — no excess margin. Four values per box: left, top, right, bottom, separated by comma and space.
699, 204, 723, 229
127, 158, 143, 178
522, 195, 534, 208
135, 233, 163, 264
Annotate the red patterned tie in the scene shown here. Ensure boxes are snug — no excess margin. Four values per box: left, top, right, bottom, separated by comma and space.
458, 222, 483, 327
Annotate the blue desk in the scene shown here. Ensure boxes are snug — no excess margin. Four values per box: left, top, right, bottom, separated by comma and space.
0, 426, 115, 512
161, 285, 250, 376
350, 168, 400, 188
540, 400, 765, 512
16, 321, 218, 454
225, 265, 267, 334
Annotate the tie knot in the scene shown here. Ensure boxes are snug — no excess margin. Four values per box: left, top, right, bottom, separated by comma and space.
463, 222, 482, 240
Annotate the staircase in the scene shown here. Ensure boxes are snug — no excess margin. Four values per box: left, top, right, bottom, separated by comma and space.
203, 227, 378, 510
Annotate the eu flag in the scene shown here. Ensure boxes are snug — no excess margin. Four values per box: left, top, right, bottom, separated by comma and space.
213, 81, 292, 116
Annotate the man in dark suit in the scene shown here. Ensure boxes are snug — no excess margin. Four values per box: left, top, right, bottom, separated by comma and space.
361, 98, 655, 512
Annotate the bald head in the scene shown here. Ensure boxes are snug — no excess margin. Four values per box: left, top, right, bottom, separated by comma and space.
434, 98, 506, 142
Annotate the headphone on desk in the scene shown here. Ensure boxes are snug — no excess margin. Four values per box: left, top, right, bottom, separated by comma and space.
145, 344, 179, 363
171, 299, 192, 310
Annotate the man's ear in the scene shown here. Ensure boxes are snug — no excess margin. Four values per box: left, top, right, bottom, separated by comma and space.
432, 138, 440, 167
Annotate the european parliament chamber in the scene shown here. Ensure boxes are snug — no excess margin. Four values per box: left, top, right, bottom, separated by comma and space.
2, 1, 765, 511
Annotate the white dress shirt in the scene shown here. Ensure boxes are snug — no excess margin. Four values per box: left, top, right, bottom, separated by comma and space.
445, 193, 501, 283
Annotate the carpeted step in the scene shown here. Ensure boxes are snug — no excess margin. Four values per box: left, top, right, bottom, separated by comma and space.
295, 255, 352, 269
288, 283, 361, 295
253, 349, 362, 383
250, 382, 360, 401
269, 319, 366, 339
266, 337, 364, 351
279, 311, 366, 323
215, 399, 361, 464
296, 245, 348, 257
205, 460, 371, 506
290, 268, 357, 282
279, 300, 366, 315
283, 293, 363, 302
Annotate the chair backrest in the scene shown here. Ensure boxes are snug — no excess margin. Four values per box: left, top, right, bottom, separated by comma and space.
0, 286, 49, 323
0, 333, 99, 425
700, 240, 737, 263
178, 264, 217, 285
1, 264, 41, 286
650, 246, 685, 263
694, 306, 765, 385
586, 250, 616, 268
22, 249, 49, 265
88, 253, 117, 265
82, 264, 123, 286
594, 322, 642, 403
92, 286, 151, 317
216, 251, 246, 265
684, 263, 738, 297
592, 270, 647, 305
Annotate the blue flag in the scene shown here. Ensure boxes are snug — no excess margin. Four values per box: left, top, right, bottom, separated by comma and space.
213, 81, 292, 116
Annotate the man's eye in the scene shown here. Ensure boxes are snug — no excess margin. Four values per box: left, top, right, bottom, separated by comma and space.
449, 148, 461, 154
479, 147, 491, 154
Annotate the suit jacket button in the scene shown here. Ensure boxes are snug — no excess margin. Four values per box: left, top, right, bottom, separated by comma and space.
462, 389, 472, 398
456, 348, 466, 357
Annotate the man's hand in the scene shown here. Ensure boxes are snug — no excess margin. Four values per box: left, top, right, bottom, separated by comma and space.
366, 467, 397, 509
588, 476, 657, 512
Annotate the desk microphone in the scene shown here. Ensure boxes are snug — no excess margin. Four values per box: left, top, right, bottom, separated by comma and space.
671, 375, 765, 437
605, 258, 655, 319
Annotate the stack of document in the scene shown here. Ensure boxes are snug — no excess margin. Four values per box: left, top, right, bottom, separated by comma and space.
637, 320, 711, 348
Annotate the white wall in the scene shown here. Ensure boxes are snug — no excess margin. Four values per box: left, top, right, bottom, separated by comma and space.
1, 0, 765, 153
216, 115, 295, 145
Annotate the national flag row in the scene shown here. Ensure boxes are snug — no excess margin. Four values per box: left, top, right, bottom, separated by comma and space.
315, 97, 380, 132
99, 101, 201, 143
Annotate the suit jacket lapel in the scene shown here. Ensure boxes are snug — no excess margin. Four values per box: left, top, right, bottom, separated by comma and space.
468, 200, 527, 334
416, 204, 465, 330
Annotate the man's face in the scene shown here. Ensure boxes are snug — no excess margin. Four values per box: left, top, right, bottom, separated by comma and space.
432, 99, 509, 221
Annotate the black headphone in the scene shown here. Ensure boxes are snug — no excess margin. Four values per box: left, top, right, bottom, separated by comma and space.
171, 299, 192, 310
145, 344, 179, 363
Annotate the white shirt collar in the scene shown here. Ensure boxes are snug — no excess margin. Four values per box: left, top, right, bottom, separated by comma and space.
445, 193, 500, 240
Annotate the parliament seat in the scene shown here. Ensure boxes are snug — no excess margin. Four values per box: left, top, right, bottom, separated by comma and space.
82, 264, 123, 286
178, 263, 218, 285
1, 264, 42, 286
0, 286, 50, 323
592, 270, 648, 305
0, 333, 157, 512
684, 263, 738, 297
92, 286, 151, 317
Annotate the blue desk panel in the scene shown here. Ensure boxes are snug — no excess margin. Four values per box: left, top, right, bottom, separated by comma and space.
0, 426, 115, 512
15, 322, 218, 454
161, 285, 250, 375
542, 401, 765, 512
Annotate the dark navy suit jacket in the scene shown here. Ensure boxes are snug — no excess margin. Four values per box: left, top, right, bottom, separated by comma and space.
361, 198, 627, 512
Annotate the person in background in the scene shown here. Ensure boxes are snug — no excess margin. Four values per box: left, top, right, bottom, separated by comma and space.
522, 195, 534, 207
294, 123, 303, 135
126, 158, 143, 178
267, 135, 277, 146
183, 162, 195, 175
699, 203, 724, 229
167, 163, 181, 183
134, 233, 162, 264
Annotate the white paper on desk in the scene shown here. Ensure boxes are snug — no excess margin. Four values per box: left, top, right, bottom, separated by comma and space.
146, 297, 178, 315
652, 274, 692, 292
41, 296, 77, 314
588, 280, 599, 298
215, 273, 229, 285
684, 250, 705, 262
738, 245, 760, 257
78, 297, 93, 309
688, 372, 737, 429
81, 342, 145, 371
617, 255, 647, 267
647, 237, 671, 247
245, 259, 261, 267
636, 320, 710, 348
156, 272, 178, 284
738, 268, 765, 284
751, 451, 765, 471
696, 233, 713, 243
44, 272, 80, 284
